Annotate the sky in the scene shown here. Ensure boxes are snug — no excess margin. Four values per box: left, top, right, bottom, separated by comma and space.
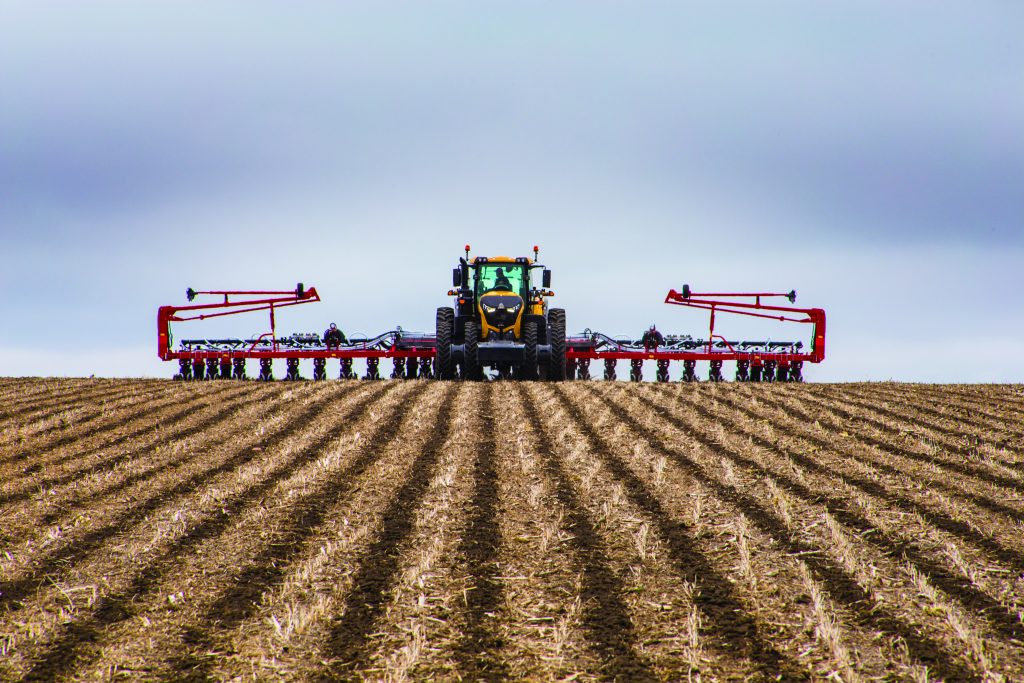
1, 2, 1021, 382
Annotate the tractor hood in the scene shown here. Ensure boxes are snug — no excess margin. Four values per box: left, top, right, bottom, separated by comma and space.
479, 291, 524, 331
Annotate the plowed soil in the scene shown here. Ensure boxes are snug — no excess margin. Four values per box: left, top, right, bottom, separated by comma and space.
3, 378, 1024, 682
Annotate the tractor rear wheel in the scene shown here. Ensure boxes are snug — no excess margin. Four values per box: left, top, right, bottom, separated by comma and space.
435, 307, 455, 379
546, 308, 566, 381
462, 321, 482, 380
518, 321, 539, 380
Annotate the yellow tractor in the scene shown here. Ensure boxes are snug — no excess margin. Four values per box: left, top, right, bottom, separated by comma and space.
436, 246, 566, 380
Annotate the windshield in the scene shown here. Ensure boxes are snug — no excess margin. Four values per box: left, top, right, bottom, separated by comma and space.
476, 264, 528, 297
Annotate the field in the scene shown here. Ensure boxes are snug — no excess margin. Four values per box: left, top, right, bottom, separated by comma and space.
2, 378, 1024, 682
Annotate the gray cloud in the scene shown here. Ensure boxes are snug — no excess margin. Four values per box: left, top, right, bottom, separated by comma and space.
1, 2, 1021, 380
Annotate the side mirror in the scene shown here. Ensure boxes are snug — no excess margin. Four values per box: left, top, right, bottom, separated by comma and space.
452, 268, 462, 287
542, 269, 552, 288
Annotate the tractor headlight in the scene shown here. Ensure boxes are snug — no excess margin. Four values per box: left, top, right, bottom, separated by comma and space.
508, 303, 521, 313
483, 304, 496, 313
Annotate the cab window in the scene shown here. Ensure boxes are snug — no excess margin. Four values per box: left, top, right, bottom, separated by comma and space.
476, 265, 526, 297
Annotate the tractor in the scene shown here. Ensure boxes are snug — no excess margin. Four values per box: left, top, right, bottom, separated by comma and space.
435, 246, 566, 380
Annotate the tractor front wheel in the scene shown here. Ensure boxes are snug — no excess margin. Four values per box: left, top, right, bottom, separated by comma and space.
546, 308, 566, 381
435, 307, 455, 379
518, 321, 539, 380
462, 321, 482, 380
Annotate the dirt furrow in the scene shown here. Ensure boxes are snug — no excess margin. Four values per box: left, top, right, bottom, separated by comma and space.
588, 384, 980, 682
6, 382, 172, 442
764, 385, 1024, 513
225, 383, 485, 682
310, 384, 464, 681
563, 385, 832, 679
517, 385, 662, 683
848, 383, 1024, 445
0, 381, 170, 447
757, 389, 1024, 563
0, 380, 129, 425
219, 381, 467, 682
813, 385, 1024, 481
644, 385, 1024, 667
0, 382, 225, 475
0, 383, 252, 511
742, 387, 1024, 526
0, 379, 77, 413
4, 379, 1023, 681
298, 383, 484, 682
847, 385, 1024, 444
0, 383, 357, 619
718, 386, 1024, 588
0, 377, 58, 395
448, 384, 511, 681
554, 384, 824, 681
807, 388, 1024, 490
479, 383, 605, 680
849, 384, 1024, 473
33, 386, 277, 527
64, 381, 431, 683
1, 384, 140, 452
921, 384, 1024, 418
0, 384, 283, 553
6, 382, 396, 681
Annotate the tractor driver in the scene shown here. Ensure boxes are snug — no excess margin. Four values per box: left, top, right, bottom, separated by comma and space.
493, 268, 513, 291
642, 324, 664, 352
323, 322, 347, 348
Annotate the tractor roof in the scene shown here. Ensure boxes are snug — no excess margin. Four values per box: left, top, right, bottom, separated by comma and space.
472, 256, 533, 265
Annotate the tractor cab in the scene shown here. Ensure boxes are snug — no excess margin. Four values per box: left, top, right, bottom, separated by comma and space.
474, 260, 529, 298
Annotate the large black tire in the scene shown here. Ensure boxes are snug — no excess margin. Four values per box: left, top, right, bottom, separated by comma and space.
518, 321, 539, 380
546, 308, 566, 381
435, 307, 454, 379
462, 321, 482, 380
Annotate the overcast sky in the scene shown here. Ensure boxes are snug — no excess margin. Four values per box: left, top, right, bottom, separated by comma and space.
1, 2, 1021, 382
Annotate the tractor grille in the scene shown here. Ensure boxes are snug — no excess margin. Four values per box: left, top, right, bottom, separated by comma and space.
480, 294, 522, 330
